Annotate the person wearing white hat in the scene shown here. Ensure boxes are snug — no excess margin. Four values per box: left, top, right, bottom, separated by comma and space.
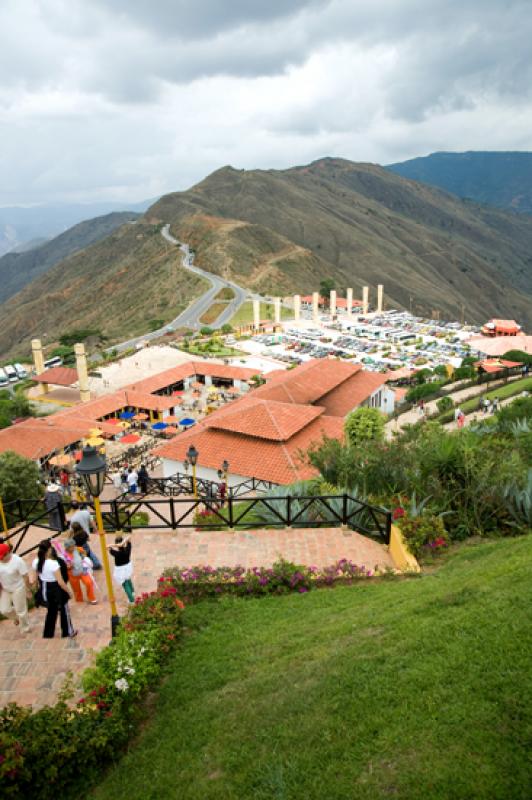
44, 482, 67, 531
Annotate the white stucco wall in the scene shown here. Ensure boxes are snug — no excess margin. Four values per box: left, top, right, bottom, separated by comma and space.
161, 458, 249, 487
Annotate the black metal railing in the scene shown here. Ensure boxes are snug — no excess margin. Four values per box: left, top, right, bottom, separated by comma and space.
3, 492, 391, 557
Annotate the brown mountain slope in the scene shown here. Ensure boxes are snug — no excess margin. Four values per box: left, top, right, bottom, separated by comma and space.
0, 221, 207, 359
149, 158, 532, 326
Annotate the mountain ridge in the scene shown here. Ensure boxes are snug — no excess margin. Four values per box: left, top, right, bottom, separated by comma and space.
386, 151, 532, 215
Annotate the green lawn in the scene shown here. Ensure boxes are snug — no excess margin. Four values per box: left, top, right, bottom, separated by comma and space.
436, 375, 532, 422
230, 301, 292, 326
91, 535, 532, 800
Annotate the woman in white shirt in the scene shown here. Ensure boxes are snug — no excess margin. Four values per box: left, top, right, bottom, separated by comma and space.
32, 539, 77, 639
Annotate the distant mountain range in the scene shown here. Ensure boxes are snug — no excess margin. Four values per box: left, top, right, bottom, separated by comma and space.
0, 198, 155, 256
0, 212, 140, 305
387, 152, 532, 214
1, 156, 531, 359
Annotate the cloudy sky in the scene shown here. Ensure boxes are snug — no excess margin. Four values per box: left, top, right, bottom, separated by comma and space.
1, 0, 531, 206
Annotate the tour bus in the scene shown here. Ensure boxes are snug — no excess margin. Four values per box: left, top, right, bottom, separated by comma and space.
0, 368, 9, 388
14, 363, 28, 379
4, 364, 18, 383
44, 356, 63, 369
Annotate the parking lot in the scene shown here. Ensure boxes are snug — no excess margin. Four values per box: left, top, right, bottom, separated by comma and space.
236, 310, 481, 374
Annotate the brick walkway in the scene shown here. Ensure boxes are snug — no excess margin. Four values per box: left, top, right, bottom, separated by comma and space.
0, 523, 393, 710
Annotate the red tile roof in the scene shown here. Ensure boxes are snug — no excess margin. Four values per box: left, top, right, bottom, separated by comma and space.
253, 359, 362, 405
126, 361, 256, 394
32, 367, 79, 386
209, 399, 324, 441
0, 417, 97, 460
154, 413, 344, 484
317, 371, 386, 417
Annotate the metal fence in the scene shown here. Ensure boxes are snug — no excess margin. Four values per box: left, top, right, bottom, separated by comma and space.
3, 491, 391, 556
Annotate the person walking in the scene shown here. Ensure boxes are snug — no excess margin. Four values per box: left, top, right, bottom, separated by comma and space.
109, 535, 135, 603
59, 469, 71, 498
111, 470, 123, 499
69, 502, 102, 569
127, 467, 138, 494
44, 481, 67, 532
32, 540, 76, 639
0, 543, 33, 634
138, 464, 149, 494
62, 538, 97, 604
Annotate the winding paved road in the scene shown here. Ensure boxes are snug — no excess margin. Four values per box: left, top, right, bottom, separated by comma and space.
110, 224, 251, 353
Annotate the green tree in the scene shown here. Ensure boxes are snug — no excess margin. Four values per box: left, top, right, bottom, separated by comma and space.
200, 326, 214, 336
221, 324, 233, 334
319, 278, 335, 301
0, 452, 42, 520
344, 407, 385, 447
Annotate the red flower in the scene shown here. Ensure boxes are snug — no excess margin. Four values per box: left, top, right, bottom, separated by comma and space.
392, 507, 405, 520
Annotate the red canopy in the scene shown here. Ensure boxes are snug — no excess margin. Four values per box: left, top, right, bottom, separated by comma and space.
120, 434, 141, 444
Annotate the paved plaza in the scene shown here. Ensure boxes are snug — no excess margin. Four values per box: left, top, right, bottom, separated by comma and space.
0, 521, 393, 710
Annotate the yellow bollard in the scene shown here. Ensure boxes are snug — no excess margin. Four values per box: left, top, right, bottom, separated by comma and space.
0, 497, 7, 533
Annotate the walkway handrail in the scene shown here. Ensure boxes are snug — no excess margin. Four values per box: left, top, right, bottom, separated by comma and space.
3, 492, 392, 557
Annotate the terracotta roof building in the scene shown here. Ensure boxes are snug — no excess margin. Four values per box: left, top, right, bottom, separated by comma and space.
481, 319, 523, 337
32, 367, 79, 386
155, 359, 393, 486
0, 361, 257, 463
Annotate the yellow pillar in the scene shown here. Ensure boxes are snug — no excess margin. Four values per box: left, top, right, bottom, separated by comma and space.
0, 497, 8, 533
93, 496, 120, 636
362, 286, 369, 315
31, 338, 47, 395
274, 297, 281, 324
293, 294, 301, 322
312, 291, 319, 322
74, 342, 91, 403
330, 290, 337, 318
377, 284, 384, 313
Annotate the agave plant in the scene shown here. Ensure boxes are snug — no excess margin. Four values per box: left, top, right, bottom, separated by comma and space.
503, 469, 532, 529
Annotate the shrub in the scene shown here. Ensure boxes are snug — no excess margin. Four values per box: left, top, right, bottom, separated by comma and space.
162, 558, 374, 602
397, 513, 449, 559
199, 326, 214, 336
344, 407, 385, 447
436, 395, 454, 414
0, 589, 184, 800
406, 380, 446, 403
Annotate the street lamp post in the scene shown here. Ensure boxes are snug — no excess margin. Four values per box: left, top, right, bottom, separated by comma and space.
186, 445, 198, 499
77, 445, 120, 638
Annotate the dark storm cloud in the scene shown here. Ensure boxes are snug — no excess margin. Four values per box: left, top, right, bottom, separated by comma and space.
90, 0, 325, 37
1, 0, 532, 204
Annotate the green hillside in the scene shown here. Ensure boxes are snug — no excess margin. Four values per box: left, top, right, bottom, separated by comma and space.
0, 211, 139, 304
149, 158, 532, 327
387, 151, 532, 215
0, 220, 207, 359
92, 536, 532, 800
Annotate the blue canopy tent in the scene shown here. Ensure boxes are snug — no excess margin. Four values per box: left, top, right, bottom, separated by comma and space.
120, 411, 135, 420
179, 417, 195, 428
152, 421, 168, 431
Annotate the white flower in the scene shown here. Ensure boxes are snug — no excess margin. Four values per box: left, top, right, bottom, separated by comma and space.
124, 666, 136, 675
114, 678, 129, 692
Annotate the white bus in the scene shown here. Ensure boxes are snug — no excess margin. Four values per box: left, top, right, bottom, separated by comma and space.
14, 363, 28, 379
4, 364, 18, 383
44, 356, 63, 369
0, 368, 9, 388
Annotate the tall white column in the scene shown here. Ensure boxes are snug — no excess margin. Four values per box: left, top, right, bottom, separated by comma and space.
377, 284, 384, 314
362, 286, 369, 315
274, 297, 281, 324
293, 294, 301, 322
74, 342, 91, 403
346, 288, 353, 316
312, 291, 319, 322
253, 299, 260, 330
329, 290, 337, 318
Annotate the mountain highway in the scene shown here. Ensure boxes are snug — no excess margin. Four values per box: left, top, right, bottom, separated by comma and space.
109, 224, 252, 353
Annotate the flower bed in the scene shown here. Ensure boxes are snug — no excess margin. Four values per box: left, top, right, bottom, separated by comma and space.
161, 558, 378, 601
0, 590, 185, 800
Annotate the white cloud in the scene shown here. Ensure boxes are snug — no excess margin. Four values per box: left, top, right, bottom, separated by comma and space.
0, 0, 531, 204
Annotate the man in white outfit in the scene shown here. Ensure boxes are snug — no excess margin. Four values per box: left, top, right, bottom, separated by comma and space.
0, 543, 33, 633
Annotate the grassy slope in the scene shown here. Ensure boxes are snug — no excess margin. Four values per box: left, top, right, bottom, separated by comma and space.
0, 211, 139, 305
92, 536, 532, 800
0, 221, 208, 359
150, 159, 532, 327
